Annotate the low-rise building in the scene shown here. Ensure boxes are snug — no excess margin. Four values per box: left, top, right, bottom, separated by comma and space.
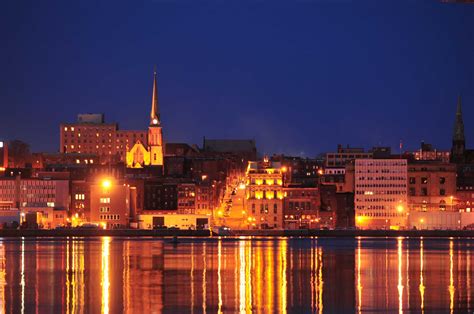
137, 213, 210, 230
407, 161, 457, 212
283, 186, 320, 229
0, 176, 70, 229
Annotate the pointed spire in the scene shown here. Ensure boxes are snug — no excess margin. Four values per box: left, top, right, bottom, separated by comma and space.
456, 94, 462, 116
150, 66, 160, 126
453, 94, 465, 142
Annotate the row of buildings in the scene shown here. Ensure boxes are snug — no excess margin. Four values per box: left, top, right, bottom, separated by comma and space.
1, 71, 473, 230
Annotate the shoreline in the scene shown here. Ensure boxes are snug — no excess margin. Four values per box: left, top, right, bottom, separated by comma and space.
1, 229, 474, 238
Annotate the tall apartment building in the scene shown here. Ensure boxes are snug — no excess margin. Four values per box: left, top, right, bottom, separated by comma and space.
355, 159, 408, 229
60, 113, 147, 162
245, 159, 284, 229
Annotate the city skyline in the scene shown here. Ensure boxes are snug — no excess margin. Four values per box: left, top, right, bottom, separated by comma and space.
1, 1, 474, 155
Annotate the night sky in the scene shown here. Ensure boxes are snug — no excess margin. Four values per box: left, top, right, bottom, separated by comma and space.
1, 0, 473, 157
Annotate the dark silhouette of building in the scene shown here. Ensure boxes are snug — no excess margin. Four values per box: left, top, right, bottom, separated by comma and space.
451, 95, 466, 163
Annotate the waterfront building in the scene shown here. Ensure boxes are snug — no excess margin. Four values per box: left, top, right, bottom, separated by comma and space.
405, 161, 458, 230
90, 178, 132, 228
245, 158, 284, 229
354, 159, 408, 229
283, 186, 320, 229
71, 180, 91, 222
137, 213, 209, 229
0, 175, 69, 228
407, 161, 456, 212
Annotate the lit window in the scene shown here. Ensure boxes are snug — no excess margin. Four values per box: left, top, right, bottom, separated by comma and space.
100, 197, 111, 204
64, 127, 68, 131
71, 127, 75, 131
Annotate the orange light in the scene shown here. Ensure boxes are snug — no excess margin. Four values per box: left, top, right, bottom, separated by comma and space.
102, 179, 111, 189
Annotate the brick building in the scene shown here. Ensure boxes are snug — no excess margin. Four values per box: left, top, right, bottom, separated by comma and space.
283, 186, 319, 229
407, 161, 457, 212
60, 113, 147, 163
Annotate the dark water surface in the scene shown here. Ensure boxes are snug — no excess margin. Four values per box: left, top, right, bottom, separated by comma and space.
0, 236, 472, 313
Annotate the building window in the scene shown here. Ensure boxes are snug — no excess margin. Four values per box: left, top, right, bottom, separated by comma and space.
273, 204, 278, 214
421, 177, 428, 184
100, 197, 111, 204
409, 188, 416, 196
440, 189, 446, 196
409, 177, 416, 184
421, 188, 427, 196
440, 177, 446, 184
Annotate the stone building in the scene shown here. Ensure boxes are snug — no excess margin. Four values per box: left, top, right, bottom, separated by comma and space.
245, 159, 284, 229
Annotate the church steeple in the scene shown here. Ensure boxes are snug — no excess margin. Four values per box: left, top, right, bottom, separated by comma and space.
150, 68, 160, 126
451, 94, 466, 163
453, 95, 464, 142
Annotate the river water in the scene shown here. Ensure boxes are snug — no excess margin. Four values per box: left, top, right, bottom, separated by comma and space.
0, 236, 472, 313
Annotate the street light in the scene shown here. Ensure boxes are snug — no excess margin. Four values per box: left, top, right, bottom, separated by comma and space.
102, 179, 111, 189
396, 205, 404, 213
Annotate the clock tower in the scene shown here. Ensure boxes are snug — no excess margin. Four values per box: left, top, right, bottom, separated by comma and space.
148, 69, 164, 166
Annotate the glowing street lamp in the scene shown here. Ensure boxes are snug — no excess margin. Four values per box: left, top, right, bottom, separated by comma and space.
102, 179, 111, 189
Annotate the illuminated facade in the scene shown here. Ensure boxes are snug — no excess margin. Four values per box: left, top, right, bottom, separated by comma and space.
0, 176, 69, 228
126, 70, 164, 168
355, 159, 407, 229
407, 161, 456, 212
60, 114, 147, 163
245, 159, 284, 229
90, 179, 131, 228
283, 187, 320, 229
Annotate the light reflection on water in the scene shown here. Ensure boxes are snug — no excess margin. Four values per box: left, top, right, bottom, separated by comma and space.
0, 236, 472, 313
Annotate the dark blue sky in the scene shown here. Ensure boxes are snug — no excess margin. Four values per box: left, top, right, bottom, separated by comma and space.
1, 0, 473, 156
